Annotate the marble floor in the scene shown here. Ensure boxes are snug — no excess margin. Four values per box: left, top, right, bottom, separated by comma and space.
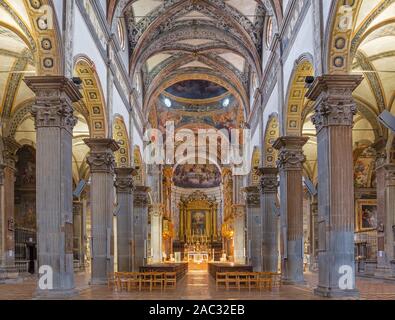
0, 271, 394, 300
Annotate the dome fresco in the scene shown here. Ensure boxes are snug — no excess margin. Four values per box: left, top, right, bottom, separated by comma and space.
165, 80, 228, 100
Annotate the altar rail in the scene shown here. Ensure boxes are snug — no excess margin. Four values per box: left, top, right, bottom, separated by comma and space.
208, 263, 253, 278
139, 263, 188, 280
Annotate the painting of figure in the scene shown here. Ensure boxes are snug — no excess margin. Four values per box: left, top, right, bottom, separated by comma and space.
357, 200, 377, 231
191, 211, 206, 235
166, 80, 227, 100
173, 164, 221, 188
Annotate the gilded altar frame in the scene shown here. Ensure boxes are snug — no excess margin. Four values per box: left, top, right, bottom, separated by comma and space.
178, 191, 218, 242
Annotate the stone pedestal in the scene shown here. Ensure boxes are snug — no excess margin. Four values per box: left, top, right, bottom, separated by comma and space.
259, 167, 280, 273
243, 186, 261, 270
306, 74, 363, 297
274, 136, 308, 284
24, 76, 81, 295
84, 139, 119, 285
114, 168, 135, 272
150, 204, 163, 264
133, 186, 150, 270
233, 204, 246, 264
0, 138, 19, 270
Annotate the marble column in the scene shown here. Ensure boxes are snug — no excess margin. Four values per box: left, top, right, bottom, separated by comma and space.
72, 201, 83, 266
306, 74, 363, 297
384, 165, 395, 263
259, 167, 280, 273
233, 204, 246, 264
373, 139, 387, 269
150, 203, 163, 264
273, 136, 308, 284
84, 139, 119, 285
243, 186, 262, 270
133, 186, 150, 270
0, 138, 19, 269
24, 76, 81, 295
114, 168, 135, 272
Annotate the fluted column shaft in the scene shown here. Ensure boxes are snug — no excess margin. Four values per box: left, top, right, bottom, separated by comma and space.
243, 186, 261, 270
384, 165, 395, 262
0, 138, 19, 268
306, 74, 363, 297
274, 136, 308, 284
150, 203, 163, 264
259, 168, 280, 273
85, 139, 119, 284
233, 204, 246, 264
133, 186, 150, 270
115, 168, 135, 272
24, 76, 81, 295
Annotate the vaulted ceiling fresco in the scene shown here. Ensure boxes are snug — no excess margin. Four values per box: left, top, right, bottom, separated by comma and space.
109, 0, 282, 133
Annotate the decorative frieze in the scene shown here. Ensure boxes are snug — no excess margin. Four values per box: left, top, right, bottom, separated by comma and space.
84, 139, 119, 174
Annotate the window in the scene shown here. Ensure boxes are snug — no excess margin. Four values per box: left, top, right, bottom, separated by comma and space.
266, 17, 273, 48
117, 20, 126, 51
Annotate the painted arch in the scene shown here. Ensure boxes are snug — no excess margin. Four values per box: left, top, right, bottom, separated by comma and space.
113, 116, 131, 168
264, 113, 279, 168
74, 56, 107, 138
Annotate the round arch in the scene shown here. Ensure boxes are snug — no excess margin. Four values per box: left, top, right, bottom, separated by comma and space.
133, 145, 144, 186
285, 58, 314, 136
113, 115, 131, 168
74, 56, 108, 138
264, 113, 279, 167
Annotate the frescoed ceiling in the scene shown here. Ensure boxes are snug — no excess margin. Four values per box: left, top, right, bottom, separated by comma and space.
108, 0, 282, 130
152, 79, 240, 132
0, 0, 36, 121
351, 0, 395, 140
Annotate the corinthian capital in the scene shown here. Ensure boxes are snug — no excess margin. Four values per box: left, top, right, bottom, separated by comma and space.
24, 76, 81, 133
114, 167, 135, 193
306, 74, 363, 132
273, 137, 308, 170
258, 167, 279, 194
84, 139, 119, 174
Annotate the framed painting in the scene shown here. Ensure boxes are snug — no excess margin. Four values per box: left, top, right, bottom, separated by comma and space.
356, 199, 377, 231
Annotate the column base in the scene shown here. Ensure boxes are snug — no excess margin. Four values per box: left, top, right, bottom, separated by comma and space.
314, 286, 359, 298
34, 288, 78, 300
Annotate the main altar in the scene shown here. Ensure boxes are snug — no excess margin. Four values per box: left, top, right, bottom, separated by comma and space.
175, 191, 223, 263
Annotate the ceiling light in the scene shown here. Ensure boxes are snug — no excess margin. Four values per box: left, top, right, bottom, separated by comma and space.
164, 98, 172, 108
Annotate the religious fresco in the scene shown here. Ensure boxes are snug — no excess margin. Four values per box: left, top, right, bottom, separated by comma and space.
14, 146, 36, 230
191, 211, 206, 236
354, 146, 376, 189
173, 164, 221, 188
165, 80, 228, 100
156, 94, 238, 132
